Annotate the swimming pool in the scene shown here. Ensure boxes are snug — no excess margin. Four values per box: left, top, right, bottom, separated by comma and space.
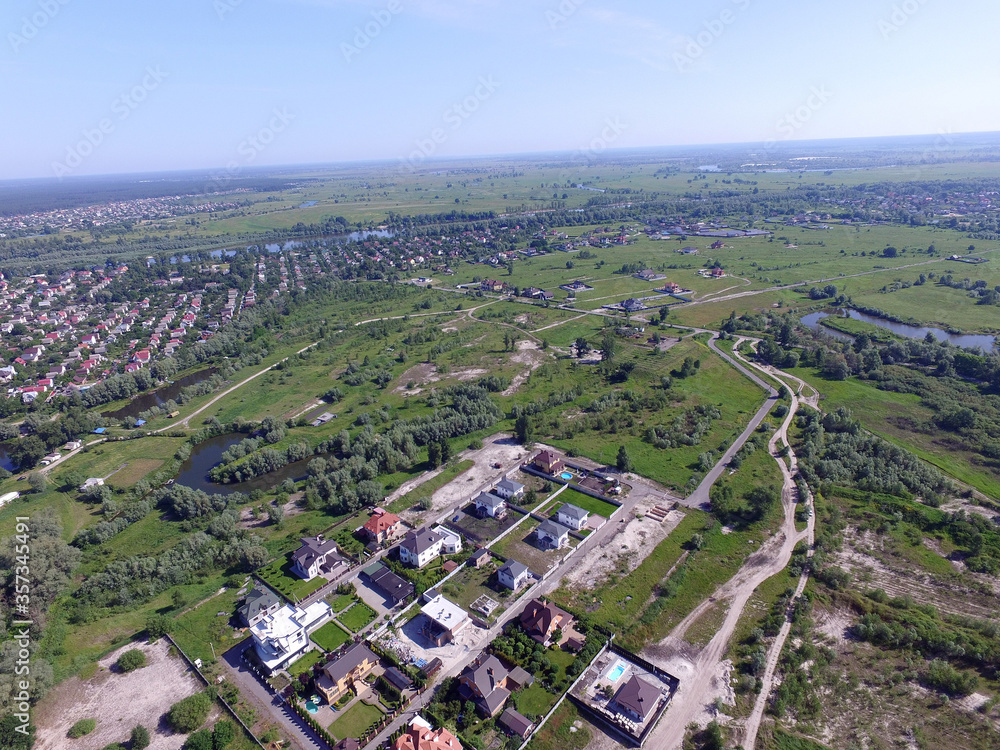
607, 660, 627, 682
560, 472, 573, 480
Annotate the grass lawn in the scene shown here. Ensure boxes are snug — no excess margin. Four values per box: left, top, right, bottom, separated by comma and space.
168, 585, 248, 666
515, 683, 558, 718
490, 518, 570, 574
328, 700, 384, 740
524, 701, 590, 750
288, 649, 324, 676
338, 602, 377, 633
311, 621, 352, 652
439, 562, 516, 622
551, 488, 619, 519
326, 592, 357, 613
257, 557, 326, 602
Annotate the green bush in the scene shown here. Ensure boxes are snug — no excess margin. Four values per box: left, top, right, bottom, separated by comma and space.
184, 729, 213, 750
924, 658, 978, 697
167, 692, 212, 733
212, 720, 235, 749
68, 718, 96, 738
116, 649, 147, 672
131, 725, 151, 750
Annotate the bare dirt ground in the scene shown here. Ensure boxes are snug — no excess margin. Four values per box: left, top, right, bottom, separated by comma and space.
392, 362, 489, 395
561, 505, 685, 590
390, 434, 528, 525
501, 340, 551, 395
35, 638, 218, 750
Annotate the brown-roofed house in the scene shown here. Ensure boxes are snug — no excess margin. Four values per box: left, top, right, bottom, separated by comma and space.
499, 707, 534, 739
519, 598, 573, 645
532, 449, 565, 476
458, 654, 512, 717
316, 642, 379, 704
393, 718, 463, 750
610, 674, 663, 723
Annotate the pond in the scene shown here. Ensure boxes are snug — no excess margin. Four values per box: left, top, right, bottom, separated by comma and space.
801, 309, 997, 351
102, 367, 219, 421
0, 444, 16, 472
173, 432, 323, 496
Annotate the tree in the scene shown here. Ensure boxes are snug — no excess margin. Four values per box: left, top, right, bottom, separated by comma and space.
616, 445, 633, 473
515, 414, 534, 446
184, 729, 214, 750
68, 718, 96, 738
0, 715, 35, 750
116, 649, 146, 673
28, 471, 48, 493
439, 439, 452, 463
212, 720, 235, 749
601, 331, 617, 363
746, 486, 779, 518
574, 337, 590, 356
883, 246, 898, 258
427, 441, 442, 468
130, 725, 151, 750
167, 692, 212, 733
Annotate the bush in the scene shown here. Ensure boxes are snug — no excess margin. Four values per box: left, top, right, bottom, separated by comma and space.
68, 718, 96, 738
184, 729, 214, 750
116, 649, 147, 672
131, 725, 151, 750
924, 658, 978, 697
212, 720, 235, 749
167, 692, 212, 733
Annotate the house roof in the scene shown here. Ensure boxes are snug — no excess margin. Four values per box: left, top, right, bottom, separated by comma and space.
237, 586, 279, 622
392, 720, 463, 750
519, 598, 572, 638
291, 536, 339, 570
421, 595, 468, 631
369, 565, 415, 601
323, 642, 377, 684
498, 560, 528, 579
474, 491, 506, 509
507, 665, 534, 688
469, 548, 492, 564
536, 519, 571, 540
364, 509, 401, 536
383, 666, 414, 690
495, 478, 523, 494
402, 527, 444, 555
558, 503, 589, 521
461, 654, 510, 705
499, 708, 534, 738
613, 674, 662, 720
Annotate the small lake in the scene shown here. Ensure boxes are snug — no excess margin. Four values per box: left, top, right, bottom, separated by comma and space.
0, 444, 16, 472
801, 310, 997, 350
102, 367, 219, 421
173, 432, 323, 496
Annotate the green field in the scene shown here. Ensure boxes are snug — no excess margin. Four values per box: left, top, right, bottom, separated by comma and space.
550, 488, 620, 519
337, 602, 377, 633
311, 621, 352, 652
257, 558, 327, 602
327, 700, 384, 740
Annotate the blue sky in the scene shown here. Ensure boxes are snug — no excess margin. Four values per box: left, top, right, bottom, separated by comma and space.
1, 0, 997, 179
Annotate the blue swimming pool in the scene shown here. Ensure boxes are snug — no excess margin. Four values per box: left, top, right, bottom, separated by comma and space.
607, 661, 626, 682
305, 701, 319, 714
560, 472, 573, 480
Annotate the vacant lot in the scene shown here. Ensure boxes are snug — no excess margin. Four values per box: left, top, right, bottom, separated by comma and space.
34, 638, 217, 750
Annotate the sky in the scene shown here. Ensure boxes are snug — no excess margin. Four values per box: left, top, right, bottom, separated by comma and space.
1, 0, 998, 180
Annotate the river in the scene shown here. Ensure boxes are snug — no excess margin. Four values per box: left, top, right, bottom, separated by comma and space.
801, 309, 997, 350
102, 367, 219, 421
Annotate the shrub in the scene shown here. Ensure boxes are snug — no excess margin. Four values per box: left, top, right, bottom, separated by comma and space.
924, 659, 978, 697
131, 725, 151, 750
184, 729, 213, 750
68, 718, 96, 738
167, 692, 212, 733
116, 649, 147, 673
212, 720, 235, 749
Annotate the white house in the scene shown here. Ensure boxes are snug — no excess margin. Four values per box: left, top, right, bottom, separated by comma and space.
497, 559, 530, 591
432, 525, 463, 555
250, 600, 332, 674
556, 503, 590, 531
290, 536, 348, 581
535, 519, 571, 550
474, 491, 507, 519
493, 478, 524, 502
399, 527, 445, 568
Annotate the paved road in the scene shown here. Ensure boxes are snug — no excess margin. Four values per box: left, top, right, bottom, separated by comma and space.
221, 644, 325, 750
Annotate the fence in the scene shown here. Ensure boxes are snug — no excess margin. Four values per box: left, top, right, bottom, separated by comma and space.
163, 634, 267, 750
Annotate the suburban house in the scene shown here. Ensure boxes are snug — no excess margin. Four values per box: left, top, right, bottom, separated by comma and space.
497, 559, 530, 591
237, 585, 282, 627
249, 600, 332, 674
399, 527, 445, 568
532, 449, 565, 476
290, 535, 349, 581
362, 561, 416, 605
535, 518, 571, 550
316, 642, 380, 704
610, 674, 663, 723
382, 666, 414, 692
492, 478, 524, 502
621, 298, 646, 313
469, 548, 493, 569
431, 525, 463, 554
392, 717, 463, 750
420, 595, 470, 647
519, 598, 574, 645
499, 708, 535, 740
473, 491, 507, 519
556, 503, 590, 531
362, 508, 403, 546
458, 655, 512, 717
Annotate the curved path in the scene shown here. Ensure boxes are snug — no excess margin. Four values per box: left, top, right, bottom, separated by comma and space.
643, 341, 815, 750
